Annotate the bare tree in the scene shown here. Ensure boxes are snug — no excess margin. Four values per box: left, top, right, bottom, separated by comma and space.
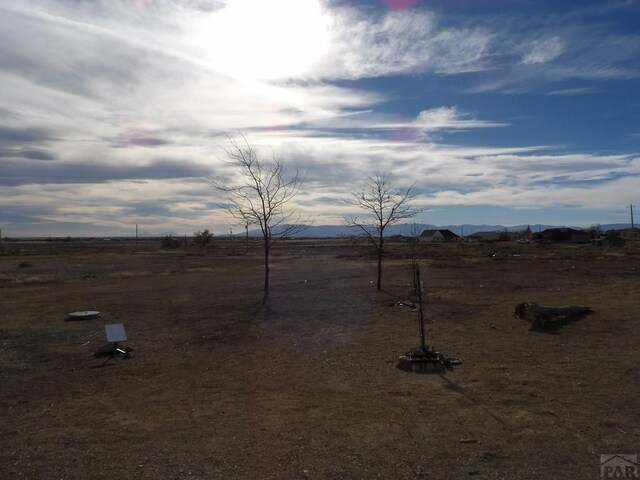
346, 172, 423, 291
209, 136, 308, 299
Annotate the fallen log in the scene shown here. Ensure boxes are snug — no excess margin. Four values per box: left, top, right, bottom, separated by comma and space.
514, 302, 593, 331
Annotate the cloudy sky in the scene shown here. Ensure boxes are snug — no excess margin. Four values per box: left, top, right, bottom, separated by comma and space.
1, 0, 639, 236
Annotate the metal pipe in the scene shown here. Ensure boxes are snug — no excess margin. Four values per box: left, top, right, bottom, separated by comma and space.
416, 265, 426, 352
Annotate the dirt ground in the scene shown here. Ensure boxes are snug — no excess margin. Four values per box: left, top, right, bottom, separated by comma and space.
1, 238, 639, 479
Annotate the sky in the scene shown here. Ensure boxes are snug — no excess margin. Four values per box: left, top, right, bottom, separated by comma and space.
1, 0, 639, 237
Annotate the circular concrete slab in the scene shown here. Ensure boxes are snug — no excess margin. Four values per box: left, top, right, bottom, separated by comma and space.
67, 311, 100, 321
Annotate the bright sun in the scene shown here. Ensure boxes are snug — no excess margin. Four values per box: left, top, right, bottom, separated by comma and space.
194, 0, 330, 80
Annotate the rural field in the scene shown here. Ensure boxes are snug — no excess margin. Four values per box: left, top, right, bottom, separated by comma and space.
1, 238, 639, 479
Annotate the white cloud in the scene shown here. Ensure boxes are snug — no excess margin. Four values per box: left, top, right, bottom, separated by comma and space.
310, 8, 493, 79
546, 86, 597, 96
521, 37, 565, 65
2, 131, 639, 234
427, 175, 640, 212
413, 107, 507, 132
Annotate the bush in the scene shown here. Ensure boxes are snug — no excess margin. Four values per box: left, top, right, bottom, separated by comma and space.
160, 236, 182, 249
193, 229, 213, 247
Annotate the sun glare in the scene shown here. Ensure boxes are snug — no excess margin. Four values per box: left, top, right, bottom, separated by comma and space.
194, 0, 330, 80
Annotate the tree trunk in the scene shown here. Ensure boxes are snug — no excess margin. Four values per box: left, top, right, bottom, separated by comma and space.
263, 236, 270, 298
377, 233, 383, 291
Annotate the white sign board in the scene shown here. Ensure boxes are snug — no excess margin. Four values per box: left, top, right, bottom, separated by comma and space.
105, 323, 127, 343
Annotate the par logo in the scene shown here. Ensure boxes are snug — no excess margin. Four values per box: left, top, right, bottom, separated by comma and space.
601, 454, 638, 479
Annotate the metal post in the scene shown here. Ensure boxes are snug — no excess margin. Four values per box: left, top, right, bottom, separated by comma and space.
630, 204, 635, 229
416, 265, 426, 352
135, 224, 138, 250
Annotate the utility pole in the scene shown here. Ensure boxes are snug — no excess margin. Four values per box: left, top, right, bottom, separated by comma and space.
135, 224, 138, 251
628, 204, 636, 229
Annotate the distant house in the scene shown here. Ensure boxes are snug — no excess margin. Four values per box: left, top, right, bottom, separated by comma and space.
539, 228, 590, 244
613, 228, 640, 241
420, 229, 459, 243
387, 234, 407, 243
592, 236, 625, 247
468, 231, 501, 243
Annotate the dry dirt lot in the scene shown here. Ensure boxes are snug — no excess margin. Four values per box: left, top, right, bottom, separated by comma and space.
1, 239, 639, 479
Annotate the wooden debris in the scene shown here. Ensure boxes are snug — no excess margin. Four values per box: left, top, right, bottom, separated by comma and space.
514, 302, 593, 331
